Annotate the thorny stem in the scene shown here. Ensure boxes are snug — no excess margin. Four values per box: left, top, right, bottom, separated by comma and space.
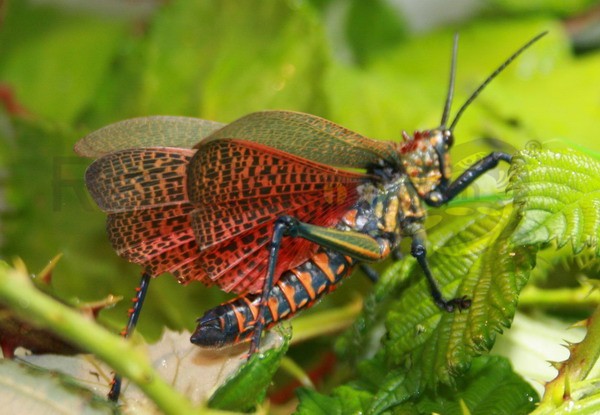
0, 264, 201, 415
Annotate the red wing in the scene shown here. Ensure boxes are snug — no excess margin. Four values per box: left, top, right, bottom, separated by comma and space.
185, 139, 372, 294
84, 147, 194, 212
85, 148, 210, 285
85, 140, 372, 295
106, 204, 212, 284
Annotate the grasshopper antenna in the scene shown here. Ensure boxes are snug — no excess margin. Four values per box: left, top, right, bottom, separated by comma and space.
440, 33, 459, 129
449, 31, 548, 132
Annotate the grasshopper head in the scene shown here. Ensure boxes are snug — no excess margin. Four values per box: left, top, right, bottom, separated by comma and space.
399, 128, 453, 197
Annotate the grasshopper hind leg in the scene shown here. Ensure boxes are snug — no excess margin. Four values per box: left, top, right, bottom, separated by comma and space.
108, 272, 151, 402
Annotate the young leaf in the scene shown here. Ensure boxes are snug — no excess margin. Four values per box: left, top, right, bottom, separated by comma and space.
510, 148, 600, 254
208, 330, 290, 412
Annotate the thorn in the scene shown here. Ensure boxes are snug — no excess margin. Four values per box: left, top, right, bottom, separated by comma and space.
548, 360, 562, 370
79, 295, 122, 319
570, 319, 589, 329
36, 253, 63, 285
12, 258, 29, 276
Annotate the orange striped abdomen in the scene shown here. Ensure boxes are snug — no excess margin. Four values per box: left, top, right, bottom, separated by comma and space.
191, 248, 356, 347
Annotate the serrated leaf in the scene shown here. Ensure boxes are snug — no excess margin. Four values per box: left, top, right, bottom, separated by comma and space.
0, 359, 113, 415
366, 367, 417, 414
295, 385, 373, 415
300, 356, 537, 415
295, 388, 343, 415
378, 201, 535, 387
413, 356, 538, 415
208, 330, 290, 411
510, 148, 600, 254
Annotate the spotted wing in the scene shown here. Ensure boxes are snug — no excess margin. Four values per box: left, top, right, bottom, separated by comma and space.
184, 139, 371, 294
75, 116, 225, 158
201, 110, 398, 168
84, 147, 215, 286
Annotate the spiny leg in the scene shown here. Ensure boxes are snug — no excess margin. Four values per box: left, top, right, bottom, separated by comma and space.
411, 231, 470, 312
426, 151, 511, 207
108, 272, 151, 402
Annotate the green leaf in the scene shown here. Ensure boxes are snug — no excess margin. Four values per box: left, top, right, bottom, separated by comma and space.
366, 366, 418, 414
296, 388, 343, 415
510, 148, 600, 254
295, 385, 373, 415
413, 356, 538, 415
299, 356, 537, 415
208, 332, 290, 411
378, 202, 535, 387
0, 359, 114, 415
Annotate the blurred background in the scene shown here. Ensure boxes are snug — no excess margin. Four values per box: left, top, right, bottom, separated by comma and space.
0, 0, 599, 407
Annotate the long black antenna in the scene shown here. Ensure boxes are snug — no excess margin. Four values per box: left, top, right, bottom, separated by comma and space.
440, 33, 459, 128
448, 31, 548, 132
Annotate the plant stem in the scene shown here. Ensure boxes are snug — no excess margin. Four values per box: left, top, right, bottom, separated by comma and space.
290, 297, 363, 344
0, 264, 199, 415
279, 357, 314, 389
519, 285, 600, 309
533, 304, 600, 413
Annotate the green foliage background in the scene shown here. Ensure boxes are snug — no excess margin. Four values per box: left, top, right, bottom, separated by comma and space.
1, 0, 600, 414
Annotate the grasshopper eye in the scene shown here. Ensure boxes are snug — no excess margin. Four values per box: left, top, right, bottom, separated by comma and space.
443, 131, 454, 148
